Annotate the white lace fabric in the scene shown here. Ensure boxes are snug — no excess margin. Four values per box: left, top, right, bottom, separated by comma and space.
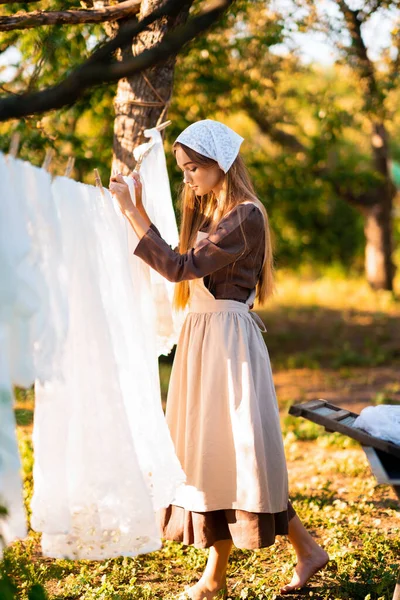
1, 142, 185, 560
31, 177, 185, 559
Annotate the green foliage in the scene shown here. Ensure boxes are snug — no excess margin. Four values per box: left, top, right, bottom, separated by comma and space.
0, 12, 115, 184
28, 584, 48, 600
166, 0, 391, 269
0, 575, 18, 600
372, 389, 400, 405
282, 415, 324, 440
1, 0, 400, 268
1, 274, 399, 598
2, 419, 399, 599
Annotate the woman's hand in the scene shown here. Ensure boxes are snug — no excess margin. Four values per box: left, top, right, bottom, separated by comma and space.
130, 172, 143, 208
109, 174, 135, 215
109, 172, 151, 240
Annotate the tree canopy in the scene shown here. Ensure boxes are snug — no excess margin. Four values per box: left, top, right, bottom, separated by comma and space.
1, 0, 399, 275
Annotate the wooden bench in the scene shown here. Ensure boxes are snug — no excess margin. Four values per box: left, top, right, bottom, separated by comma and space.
289, 399, 400, 600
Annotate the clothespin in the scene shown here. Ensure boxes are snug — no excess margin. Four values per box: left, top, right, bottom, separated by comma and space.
155, 119, 171, 132
64, 157, 75, 178
42, 148, 55, 172
133, 152, 149, 173
8, 132, 21, 158
94, 168, 105, 196
133, 120, 171, 172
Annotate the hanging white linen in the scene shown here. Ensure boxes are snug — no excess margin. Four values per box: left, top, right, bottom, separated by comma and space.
21, 161, 68, 383
107, 187, 186, 511
0, 153, 31, 555
32, 178, 160, 559
31, 176, 185, 559
0, 154, 67, 557
0, 386, 27, 559
0, 154, 67, 389
133, 128, 185, 356
2, 155, 41, 388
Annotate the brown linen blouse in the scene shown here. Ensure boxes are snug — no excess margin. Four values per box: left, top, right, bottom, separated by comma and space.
134, 203, 265, 303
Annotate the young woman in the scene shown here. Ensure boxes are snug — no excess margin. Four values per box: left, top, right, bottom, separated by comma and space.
110, 120, 328, 600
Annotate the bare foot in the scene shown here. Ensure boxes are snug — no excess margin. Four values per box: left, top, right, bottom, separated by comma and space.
180, 577, 227, 600
280, 548, 329, 594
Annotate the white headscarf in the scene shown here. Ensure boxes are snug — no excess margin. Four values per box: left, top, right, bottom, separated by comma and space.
175, 119, 244, 173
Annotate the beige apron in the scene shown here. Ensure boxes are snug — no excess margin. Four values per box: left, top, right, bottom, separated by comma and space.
165, 232, 289, 514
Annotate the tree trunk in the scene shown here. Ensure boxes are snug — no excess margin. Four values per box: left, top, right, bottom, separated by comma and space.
364, 122, 395, 291
112, 0, 191, 174
364, 203, 394, 290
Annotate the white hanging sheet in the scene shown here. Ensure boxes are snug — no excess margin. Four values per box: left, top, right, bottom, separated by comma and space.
0, 154, 67, 388
109, 187, 185, 511
1, 135, 186, 560
0, 153, 32, 556
32, 178, 160, 559
133, 128, 186, 356
0, 153, 69, 557
2, 155, 40, 388
0, 386, 27, 559
21, 161, 68, 383
31, 176, 185, 559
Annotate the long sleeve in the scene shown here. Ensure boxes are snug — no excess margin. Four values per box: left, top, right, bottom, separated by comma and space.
149, 223, 162, 237
134, 203, 264, 283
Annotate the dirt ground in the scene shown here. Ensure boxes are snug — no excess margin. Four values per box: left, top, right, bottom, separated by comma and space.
274, 366, 400, 415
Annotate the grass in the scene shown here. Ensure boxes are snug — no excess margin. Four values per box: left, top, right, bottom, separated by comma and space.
2, 272, 400, 599
2, 426, 399, 599
256, 271, 400, 371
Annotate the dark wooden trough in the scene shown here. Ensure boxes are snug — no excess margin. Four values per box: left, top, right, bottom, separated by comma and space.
289, 399, 400, 599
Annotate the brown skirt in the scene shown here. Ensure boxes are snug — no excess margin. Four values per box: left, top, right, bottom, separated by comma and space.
158, 502, 296, 550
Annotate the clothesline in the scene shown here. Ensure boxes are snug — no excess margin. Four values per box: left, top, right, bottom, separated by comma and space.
7, 119, 172, 191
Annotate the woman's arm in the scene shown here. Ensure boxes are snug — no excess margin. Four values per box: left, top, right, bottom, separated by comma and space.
110, 174, 264, 283
134, 203, 264, 283
131, 175, 153, 228
124, 208, 151, 240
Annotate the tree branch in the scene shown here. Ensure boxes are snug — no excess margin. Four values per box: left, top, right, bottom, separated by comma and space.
336, 0, 379, 102
0, 0, 232, 121
0, 0, 141, 31
331, 182, 385, 209
360, 0, 392, 20
85, 0, 192, 67
391, 28, 400, 81
242, 97, 308, 153
0, 0, 39, 3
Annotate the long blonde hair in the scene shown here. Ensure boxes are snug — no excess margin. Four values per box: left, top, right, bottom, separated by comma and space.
173, 143, 274, 310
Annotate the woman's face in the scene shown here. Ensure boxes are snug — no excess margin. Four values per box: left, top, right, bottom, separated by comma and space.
175, 146, 224, 197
